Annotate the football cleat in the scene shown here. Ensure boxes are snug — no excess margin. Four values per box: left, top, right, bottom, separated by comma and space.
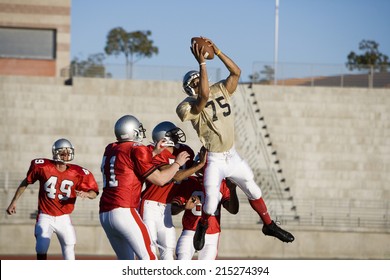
262, 220, 295, 243
193, 220, 208, 251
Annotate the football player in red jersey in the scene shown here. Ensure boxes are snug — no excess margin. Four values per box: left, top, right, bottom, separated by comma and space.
139, 121, 205, 259
177, 37, 295, 251
171, 154, 239, 260
6, 138, 99, 260
99, 115, 190, 260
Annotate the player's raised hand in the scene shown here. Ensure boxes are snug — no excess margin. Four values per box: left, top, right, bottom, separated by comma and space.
191, 42, 206, 64
175, 151, 190, 167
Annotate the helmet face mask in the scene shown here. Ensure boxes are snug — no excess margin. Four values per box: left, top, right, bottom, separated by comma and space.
115, 115, 146, 142
182, 70, 200, 96
165, 127, 186, 145
52, 138, 74, 162
136, 123, 147, 141
152, 121, 186, 147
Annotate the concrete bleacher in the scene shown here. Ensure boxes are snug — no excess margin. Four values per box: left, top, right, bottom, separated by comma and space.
0, 76, 389, 259
247, 86, 389, 199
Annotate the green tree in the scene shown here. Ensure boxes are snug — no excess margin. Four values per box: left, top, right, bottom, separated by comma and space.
104, 28, 158, 78
346, 40, 389, 72
71, 53, 110, 78
249, 65, 274, 84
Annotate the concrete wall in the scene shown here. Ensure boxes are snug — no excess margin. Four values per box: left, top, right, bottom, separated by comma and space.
247, 85, 390, 202
0, 76, 389, 259
0, 76, 203, 177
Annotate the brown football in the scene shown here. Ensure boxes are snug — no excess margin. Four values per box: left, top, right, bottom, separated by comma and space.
191, 37, 215, 60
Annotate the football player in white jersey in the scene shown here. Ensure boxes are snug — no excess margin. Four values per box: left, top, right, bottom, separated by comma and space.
176, 37, 295, 251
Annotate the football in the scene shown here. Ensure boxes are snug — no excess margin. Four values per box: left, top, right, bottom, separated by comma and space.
191, 37, 215, 60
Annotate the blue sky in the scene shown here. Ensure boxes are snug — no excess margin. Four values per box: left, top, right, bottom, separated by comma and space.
71, 0, 390, 81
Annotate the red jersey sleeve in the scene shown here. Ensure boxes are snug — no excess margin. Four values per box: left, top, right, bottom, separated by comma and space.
25, 159, 44, 184
72, 165, 99, 195
132, 145, 157, 179
152, 148, 173, 167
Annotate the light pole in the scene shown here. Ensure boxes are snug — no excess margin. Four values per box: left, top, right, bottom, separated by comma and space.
274, 0, 279, 85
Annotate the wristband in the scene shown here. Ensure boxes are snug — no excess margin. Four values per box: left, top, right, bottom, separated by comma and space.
199, 62, 206, 66
216, 49, 221, 56
173, 162, 181, 168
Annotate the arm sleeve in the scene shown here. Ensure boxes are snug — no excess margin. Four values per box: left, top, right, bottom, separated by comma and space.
132, 146, 158, 179
25, 159, 40, 185
78, 170, 100, 195
176, 98, 199, 122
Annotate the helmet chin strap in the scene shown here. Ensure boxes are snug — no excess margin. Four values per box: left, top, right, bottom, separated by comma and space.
53, 149, 74, 162
190, 87, 196, 96
53, 155, 67, 163
184, 86, 196, 96
161, 142, 175, 147
160, 137, 175, 147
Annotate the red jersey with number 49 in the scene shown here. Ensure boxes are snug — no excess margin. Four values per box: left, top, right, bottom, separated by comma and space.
26, 158, 99, 216
99, 141, 157, 212
172, 176, 231, 234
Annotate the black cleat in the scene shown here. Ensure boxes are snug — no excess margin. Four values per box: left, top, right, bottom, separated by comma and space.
193, 220, 208, 250
262, 220, 295, 243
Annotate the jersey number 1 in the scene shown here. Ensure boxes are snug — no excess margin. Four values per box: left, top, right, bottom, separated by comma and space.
101, 156, 118, 188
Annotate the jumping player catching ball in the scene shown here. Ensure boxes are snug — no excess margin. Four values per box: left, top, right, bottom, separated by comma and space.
176, 37, 295, 251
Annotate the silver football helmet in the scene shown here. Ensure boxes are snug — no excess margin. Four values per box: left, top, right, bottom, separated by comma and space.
152, 121, 186, 147
182, 70, 200, 96
114, 115, 146, 142
52, 138, 74, 162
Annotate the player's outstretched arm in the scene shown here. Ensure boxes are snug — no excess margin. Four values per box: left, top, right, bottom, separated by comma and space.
190, 41, 210, 115
147, 151, 190, 186
171, 196, 200, 215
173, 147, 207, 182
6, 178, 29, 215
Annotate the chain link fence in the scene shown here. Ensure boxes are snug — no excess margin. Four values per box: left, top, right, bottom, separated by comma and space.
252, 62, 390, 88
61, 62, 390, 88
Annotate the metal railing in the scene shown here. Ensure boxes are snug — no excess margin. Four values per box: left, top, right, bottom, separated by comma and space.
1, 182, 388, 232
252, 62, 390, 88
62, 63, 222, 83
61, 62, 390, 88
